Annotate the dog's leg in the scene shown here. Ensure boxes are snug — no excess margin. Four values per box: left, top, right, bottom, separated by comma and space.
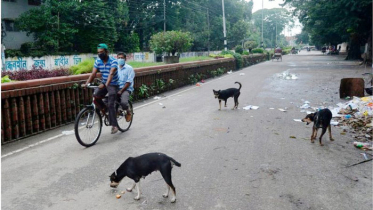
319, 128, 327, 146
163, 184, 170, 198
134, 181, 141, 200
311, 127, 316, 143
219, 100, 221, 110
328, 125, 334, 141
224, 100, 227, 107
126, 182, 136, 192
160, 164, 176, 203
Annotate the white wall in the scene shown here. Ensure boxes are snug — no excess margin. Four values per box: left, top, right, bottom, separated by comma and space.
3, 51, 222, 71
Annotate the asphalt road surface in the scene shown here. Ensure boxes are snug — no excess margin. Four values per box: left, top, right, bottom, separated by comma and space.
2, 51, 372, 210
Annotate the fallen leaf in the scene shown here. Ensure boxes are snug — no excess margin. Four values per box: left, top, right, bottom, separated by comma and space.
289, 136, 296, 139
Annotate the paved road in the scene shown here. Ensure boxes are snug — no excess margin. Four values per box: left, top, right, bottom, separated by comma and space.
2, 51, 372, 210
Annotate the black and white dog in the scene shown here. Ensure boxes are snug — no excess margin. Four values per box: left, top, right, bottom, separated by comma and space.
109, 153, 181, 202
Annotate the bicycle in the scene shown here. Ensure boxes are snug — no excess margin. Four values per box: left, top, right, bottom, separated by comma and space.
74, 84, 134, 147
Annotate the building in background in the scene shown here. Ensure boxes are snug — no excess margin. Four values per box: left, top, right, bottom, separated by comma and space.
1, 0, 41, 49
285, 36, 296, 47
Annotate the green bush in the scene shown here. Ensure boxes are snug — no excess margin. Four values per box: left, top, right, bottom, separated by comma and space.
1, 75, 12, 83
70, 58, 95, 75
5, 49, 24, 58
243, 51, 249, 55
244, 41, 258, 51
233, 53, 243, 69
221, 50, 234, 55
20, 42, 33, 54
251, 48, 264, 54
223, 54, 234, 58
235, 45, 243, 54
150, 31, 193, 56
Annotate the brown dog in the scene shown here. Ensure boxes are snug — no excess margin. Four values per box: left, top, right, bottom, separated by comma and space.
302, 109, 334, 146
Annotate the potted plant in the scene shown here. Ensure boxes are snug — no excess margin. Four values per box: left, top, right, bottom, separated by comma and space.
150, 31, 193, 64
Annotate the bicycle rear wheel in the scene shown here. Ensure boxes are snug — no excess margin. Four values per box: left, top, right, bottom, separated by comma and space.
117, 101, 133, 132
74, 107, 102, 147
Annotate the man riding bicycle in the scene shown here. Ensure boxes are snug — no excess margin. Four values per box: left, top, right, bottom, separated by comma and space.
82, 43, 120, 134
116, 52, 135, 122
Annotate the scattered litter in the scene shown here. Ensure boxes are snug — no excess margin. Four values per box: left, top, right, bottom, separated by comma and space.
62, 130, 74, 135
353, 141, 372, 150
280, 98, 285, 100
361, 153, 369, 160
116, 195, 121, 199
340, 132, 346, 135
227, 70, 233, 74
153, 96, 161, 100
289, 136, 296, 139
329, 96, 373, 141
306, 111, 313, 114
243, 105, 259, 110
277, 71, 298, 80
196, 83, 201, 86
300, 104, 311, 109
239, 73, 245, 76
293, 119, 302, 122
330, 121, 339, 126
269, 108, 275, 110
278, 108, 287, 112
141, 200, 147, 205
162, 106, 166, 109
300, 110, 306, 113
201, 79, 206, 83
121, 191, 126, 194
158, 103, 163, 106
304, 101, 310, 104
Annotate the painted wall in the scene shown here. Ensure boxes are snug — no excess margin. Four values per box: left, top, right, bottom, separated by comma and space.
3, 51, 222, 71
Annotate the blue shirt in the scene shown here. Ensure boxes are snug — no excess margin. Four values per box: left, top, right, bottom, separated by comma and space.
118, 63, 135, 92
94, 56, 119, 86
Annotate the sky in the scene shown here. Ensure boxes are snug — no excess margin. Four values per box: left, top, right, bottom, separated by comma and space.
250, 0, 302, 36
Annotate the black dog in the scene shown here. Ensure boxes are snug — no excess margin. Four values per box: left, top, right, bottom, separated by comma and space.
302, 108, 334, 146
213, 82, 241, 110
109, 153, 181, 202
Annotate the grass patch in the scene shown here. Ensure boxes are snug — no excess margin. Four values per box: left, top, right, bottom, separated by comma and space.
127, 61, 164, 68
179, 56, 213, 62
128, 56, 213, 68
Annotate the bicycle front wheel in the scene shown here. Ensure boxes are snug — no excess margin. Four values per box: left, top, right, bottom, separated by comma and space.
74, 107, 102, 147
117, 101, 133, 132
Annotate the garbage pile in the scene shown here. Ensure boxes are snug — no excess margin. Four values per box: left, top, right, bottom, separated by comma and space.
332, 96, 373, 144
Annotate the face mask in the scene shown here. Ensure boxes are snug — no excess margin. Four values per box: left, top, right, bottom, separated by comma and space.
98, 52, 106, 60
117, 58, 125, 66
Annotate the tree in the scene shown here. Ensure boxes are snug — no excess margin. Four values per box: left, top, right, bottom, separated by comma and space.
295, 31, 309, 44
252, 8, 293, 48
74, 0, 118, 52
16, 0, 79, 52
244, 41, 258, 51
150, 31, 193, 56
283, 0, 372, 60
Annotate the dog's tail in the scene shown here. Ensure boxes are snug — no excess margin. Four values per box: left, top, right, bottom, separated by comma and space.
235, 82, 242, 90
169, 157, 181, 167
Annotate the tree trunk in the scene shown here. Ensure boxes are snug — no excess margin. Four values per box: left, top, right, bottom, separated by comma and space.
367, 28, 372, 65
346, 33, 362, 60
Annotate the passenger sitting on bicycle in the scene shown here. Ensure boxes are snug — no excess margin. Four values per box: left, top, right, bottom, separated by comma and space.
116, 52, 135, 122
83, 43, 120, 134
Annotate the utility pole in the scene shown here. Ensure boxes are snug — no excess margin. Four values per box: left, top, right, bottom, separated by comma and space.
261, 0, 263, 48
222, 0, 227, 51
207, 8, 210, 54
164, 0, 166, 32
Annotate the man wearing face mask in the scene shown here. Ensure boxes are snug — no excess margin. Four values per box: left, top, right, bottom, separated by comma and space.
117, 52, 135, 122
83, 43, 120, 134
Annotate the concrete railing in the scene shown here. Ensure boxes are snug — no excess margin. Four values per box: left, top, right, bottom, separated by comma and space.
1, 54, 266, 144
